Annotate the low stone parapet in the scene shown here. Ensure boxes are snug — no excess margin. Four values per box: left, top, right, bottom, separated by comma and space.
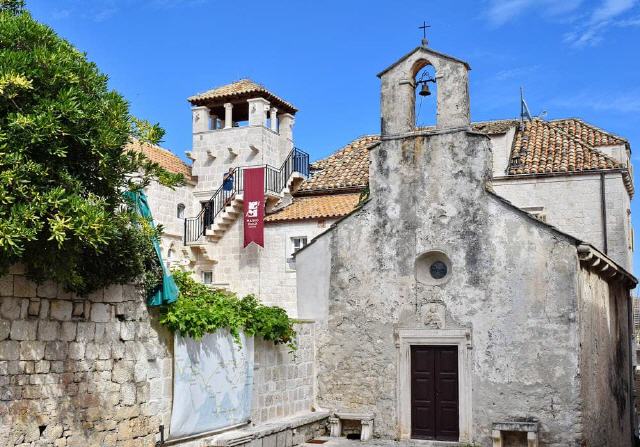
165, 411, 329, 447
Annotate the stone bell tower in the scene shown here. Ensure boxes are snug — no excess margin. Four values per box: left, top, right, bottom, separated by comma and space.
187, 79, 297, 195
377, 45, 471, 135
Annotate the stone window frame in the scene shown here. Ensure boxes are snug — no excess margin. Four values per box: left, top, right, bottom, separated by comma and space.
286, 236, 308, 271
395, 327, 473, 443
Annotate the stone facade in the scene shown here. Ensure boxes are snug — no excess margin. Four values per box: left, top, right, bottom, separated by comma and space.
491, 140, 633, 271
0, 266, 173, 447
296, 45, 635, 446
0, 265, 320, 446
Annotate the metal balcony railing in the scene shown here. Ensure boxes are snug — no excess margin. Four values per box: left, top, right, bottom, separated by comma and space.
184, 147, 310, 245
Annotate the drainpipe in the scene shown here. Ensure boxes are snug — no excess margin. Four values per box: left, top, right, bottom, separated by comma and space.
600, 173, 608, 255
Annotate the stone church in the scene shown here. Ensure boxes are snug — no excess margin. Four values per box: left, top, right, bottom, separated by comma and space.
131, 42, 637, 446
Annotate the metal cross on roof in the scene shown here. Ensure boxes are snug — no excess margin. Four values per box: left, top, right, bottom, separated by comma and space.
419, 21, 430, 46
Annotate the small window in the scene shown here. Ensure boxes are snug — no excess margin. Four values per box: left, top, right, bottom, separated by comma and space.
287, 236, 308, 270
202, 271, 213, 284
177, 203, 185, 219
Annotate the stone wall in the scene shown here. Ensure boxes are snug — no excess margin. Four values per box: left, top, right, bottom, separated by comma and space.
0, 266, 173, 447
578, 267, 634, 446
251, 322, 316, 425
0, 268, 319, 446
492, 172, 632, 271
299, 130, 588, 445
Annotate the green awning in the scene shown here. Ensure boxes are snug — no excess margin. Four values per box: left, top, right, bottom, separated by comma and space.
124, 190, 179, 306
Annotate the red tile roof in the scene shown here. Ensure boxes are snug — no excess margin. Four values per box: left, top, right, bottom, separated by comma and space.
265, 193, 361, 222
127, 140, 191, 178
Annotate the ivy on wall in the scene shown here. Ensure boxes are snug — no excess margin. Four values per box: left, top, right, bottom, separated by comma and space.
159, 270, 298, 351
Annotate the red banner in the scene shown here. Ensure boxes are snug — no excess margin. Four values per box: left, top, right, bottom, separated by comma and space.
243, 167, 265, 248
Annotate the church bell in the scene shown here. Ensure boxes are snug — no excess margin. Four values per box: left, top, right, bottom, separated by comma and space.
418, 82, 431, 96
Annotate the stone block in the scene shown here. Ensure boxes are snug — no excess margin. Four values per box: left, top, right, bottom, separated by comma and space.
112, 360, 134, 383
121, 382, 137, 405
72, 301, 84, 318
75, 322, 95, 342
120, 321, 136, 341
36, 281, 58, 298
11, 320, 38, 341
104, 284, 124, 302
60, 322, 77, 341
1, 297, 22, 319
0, 275, 14, 296
44, 341, 67, 361
20, 341, 45, 360
0, 319, 9, 340
13, 276, 36, 298
91, 303, 111, 322
38, 321, 60, 341
67, 342, 85, 360
38, 299, 49, 319
27, 298, 41, 317
35, 360, 50, 373
50, 300, 73, 321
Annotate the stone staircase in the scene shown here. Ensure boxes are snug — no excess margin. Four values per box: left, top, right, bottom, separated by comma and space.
183, 147, 309, 246
204, 194, 244, 242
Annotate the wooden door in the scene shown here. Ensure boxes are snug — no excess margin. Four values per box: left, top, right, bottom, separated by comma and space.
411, 345, 459, 441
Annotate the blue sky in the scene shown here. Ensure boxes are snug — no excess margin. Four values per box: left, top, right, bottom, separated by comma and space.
28, 0, 640, 270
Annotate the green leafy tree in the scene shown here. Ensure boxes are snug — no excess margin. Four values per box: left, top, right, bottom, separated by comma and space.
0, 4, 183, 294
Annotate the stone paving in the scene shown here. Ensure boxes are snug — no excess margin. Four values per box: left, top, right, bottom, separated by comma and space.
301, 437, 472, 447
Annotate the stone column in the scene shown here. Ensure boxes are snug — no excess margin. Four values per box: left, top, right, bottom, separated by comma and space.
527, 432, 538, 447
224, 103, 233, 129
247, 97, 270, 127
210, 114, 218, 130
491, 430, 502, 447
269, 107, 278, 132
278, 113, 295, 141
360, 418, 373, 441
192, 106, 210, 133
328, 417, 341, 437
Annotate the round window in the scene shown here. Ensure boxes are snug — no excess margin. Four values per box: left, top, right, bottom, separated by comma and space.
429, 260, 448, 279
415, 250, 452, 285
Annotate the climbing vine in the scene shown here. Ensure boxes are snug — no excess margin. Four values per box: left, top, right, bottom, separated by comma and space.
159, 270, 297, 350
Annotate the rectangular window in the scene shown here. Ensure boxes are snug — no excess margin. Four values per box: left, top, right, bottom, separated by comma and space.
287, 236, 308, 270
202, 271, 213, 284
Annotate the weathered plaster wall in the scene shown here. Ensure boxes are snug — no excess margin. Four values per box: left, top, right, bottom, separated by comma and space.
577, 267, 633, 446
0, 267, 173, 447
492, 172, 633, 271
301, 130, 585, 446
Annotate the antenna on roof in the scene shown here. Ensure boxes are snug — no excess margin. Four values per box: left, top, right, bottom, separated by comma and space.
520, 87, 532, 123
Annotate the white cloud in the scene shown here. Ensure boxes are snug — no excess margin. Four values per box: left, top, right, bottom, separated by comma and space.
564, 0, 638, 47
486, 0, 583, 26
550, 90, 640, 113
494, 65, 540, 81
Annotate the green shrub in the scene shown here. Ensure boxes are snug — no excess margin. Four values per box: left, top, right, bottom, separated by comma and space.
160, 270, 297, 351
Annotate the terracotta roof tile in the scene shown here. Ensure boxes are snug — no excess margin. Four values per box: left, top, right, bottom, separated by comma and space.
127, 140, 191, 178
188, 79, 297, 114
297, 135, 380, 194
508, 119, 621, 176
296, 118, 631, 198
265, 193, 361, 222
